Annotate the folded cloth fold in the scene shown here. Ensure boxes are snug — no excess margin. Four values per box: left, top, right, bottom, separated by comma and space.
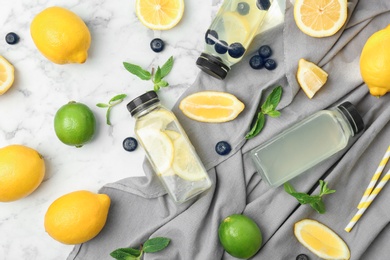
69, 0, 390, 259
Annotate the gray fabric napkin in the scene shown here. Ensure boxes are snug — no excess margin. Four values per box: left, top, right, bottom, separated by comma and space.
68, 1, 390, 259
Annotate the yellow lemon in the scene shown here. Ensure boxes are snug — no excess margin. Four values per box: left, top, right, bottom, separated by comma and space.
360, 24, 390, 97
0, 56, 15, 95
179, 91, 245, 123
44, 190, 110, 245
294, 219, 350, 260
0, 145, 45, 202
30, 6, 91, 64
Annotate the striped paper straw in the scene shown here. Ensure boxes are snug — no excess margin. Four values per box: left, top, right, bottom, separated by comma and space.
345, 168, 390, 232
357, 145, 390, 209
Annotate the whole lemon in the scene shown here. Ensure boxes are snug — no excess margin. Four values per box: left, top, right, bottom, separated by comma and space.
360, 24, 390, 97
44, 190, 111, 245
218, 214, 262, 259
54, 101, 96, 148
0, 145, 45, 202
30, 6, 91, 64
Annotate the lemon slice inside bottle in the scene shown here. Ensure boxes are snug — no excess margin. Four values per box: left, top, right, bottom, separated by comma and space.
137, 129, 174, 174
222, 11, 250, 45
172, 136, 207, 181
136, 109, 175, 130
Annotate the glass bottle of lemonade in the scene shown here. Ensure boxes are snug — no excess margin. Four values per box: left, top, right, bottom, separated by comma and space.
127, 91, 212, 203
196, 0, 274, 79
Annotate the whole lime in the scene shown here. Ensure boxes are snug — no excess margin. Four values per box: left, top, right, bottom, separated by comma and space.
54, 101, 96, 147
218, 214, 262, 259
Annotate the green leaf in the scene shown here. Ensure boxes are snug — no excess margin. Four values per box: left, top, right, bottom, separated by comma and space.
319, 180, 336, 196
96, 103, 109, 108
157, 80, 169, 88
160, 56, 174, 79
109, 94, 127, 104
267, 110, 281, 118
154, 67, 162, 83
310, 200, 326, 214
143, 237, 171, 253
123, 62, 152, 80
154, 84, 160, 92
261, 86, 283, 114
245, 112, 265, 139
284, 182, 296, 194
110, 248, 142, 260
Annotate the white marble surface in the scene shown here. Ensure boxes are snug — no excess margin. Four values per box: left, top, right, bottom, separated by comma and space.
0, 0, 285, 259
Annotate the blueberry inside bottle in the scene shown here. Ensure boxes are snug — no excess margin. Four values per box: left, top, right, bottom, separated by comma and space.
196, 0, 273, 80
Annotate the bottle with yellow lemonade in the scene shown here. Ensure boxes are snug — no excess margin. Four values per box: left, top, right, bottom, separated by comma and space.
127, 91, 212, 204
196, 0, 274, 79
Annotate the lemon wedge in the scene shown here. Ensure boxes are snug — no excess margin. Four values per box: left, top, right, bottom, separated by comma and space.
172, 135, 207, 181
137, 129, 174, 174
294, 219, 350, 260
297, 58, 328, 99
0, 56, 15, 95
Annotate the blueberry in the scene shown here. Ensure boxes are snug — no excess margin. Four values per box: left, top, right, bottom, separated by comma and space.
205, 29, 218, 45
150, 38, 164, 52
228, 42, 246, 59
256, 0, 271, 10
237, 2, 250, 15
5, 32, 19, 45
215, 141, 232, 156
249, 55, 264, 69
215, 40, 228, 54
264, 59, 277, 70
123, 137, 138, 152
258, 45, 272, 59
296, 254, 309, 260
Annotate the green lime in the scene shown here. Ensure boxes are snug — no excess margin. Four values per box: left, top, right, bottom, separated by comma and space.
54, 101, 96, 148
218, 214, 262, 259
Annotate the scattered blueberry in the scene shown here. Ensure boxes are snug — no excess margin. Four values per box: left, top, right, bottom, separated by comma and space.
264, 59, 277, 70
228, 42, 246, 59
215, 141, 232, 156
296, 254, 309, 260
237, 2, 250, 15
249, 55, 264, 69
258, 45, 272, 59
256, 0, 271, 10
123, 137, 138, 152
205, 29, 219, 45
150, 38, 164, 52
5, 32, 19, 45
215, 40, 228, 54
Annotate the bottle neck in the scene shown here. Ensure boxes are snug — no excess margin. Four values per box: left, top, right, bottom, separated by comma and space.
133, 101, 161, 118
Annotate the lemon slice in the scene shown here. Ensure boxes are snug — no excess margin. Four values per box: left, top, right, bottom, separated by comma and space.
164, 130, 181, 141
294, 0, 348, 37
135, 0, 184, 30
222, 11, 250, 45
137, 129, 174, 174
172, 136, 207, 181
136, 109, 175, 130
0, 56, 15, 95
294, 219, 350, 260
297, 58, 328, 99
179, 91, 245, 123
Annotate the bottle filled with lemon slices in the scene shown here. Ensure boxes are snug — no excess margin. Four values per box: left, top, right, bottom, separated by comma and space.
196, 0, 274, 79
127, 91, 212, 203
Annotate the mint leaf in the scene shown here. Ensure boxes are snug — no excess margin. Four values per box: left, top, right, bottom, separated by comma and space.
110, 94, 128, 104
97, 94, 127, 126
110, 248, 142, 260
157, 80, 169, 88
245, 86, 282, 139
96, 103, 109, 108
284, 181, 335, 214
154, 67, 162, 83
160, 56, 174, 78
123, 62, 152, 80
245, 112, 265, 139
143, 237, 170, 253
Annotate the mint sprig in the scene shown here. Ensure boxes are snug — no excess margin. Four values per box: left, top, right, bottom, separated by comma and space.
123, 56, 174, 91
110, 237, 170, 260
245, 86, 282, 139
96, 94, 127, 125
284, 180, 336, 214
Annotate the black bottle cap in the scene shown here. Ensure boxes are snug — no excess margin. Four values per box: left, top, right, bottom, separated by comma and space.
337, 101, 365, 135
127, 91, 159, 117
196, 52, 230, 80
